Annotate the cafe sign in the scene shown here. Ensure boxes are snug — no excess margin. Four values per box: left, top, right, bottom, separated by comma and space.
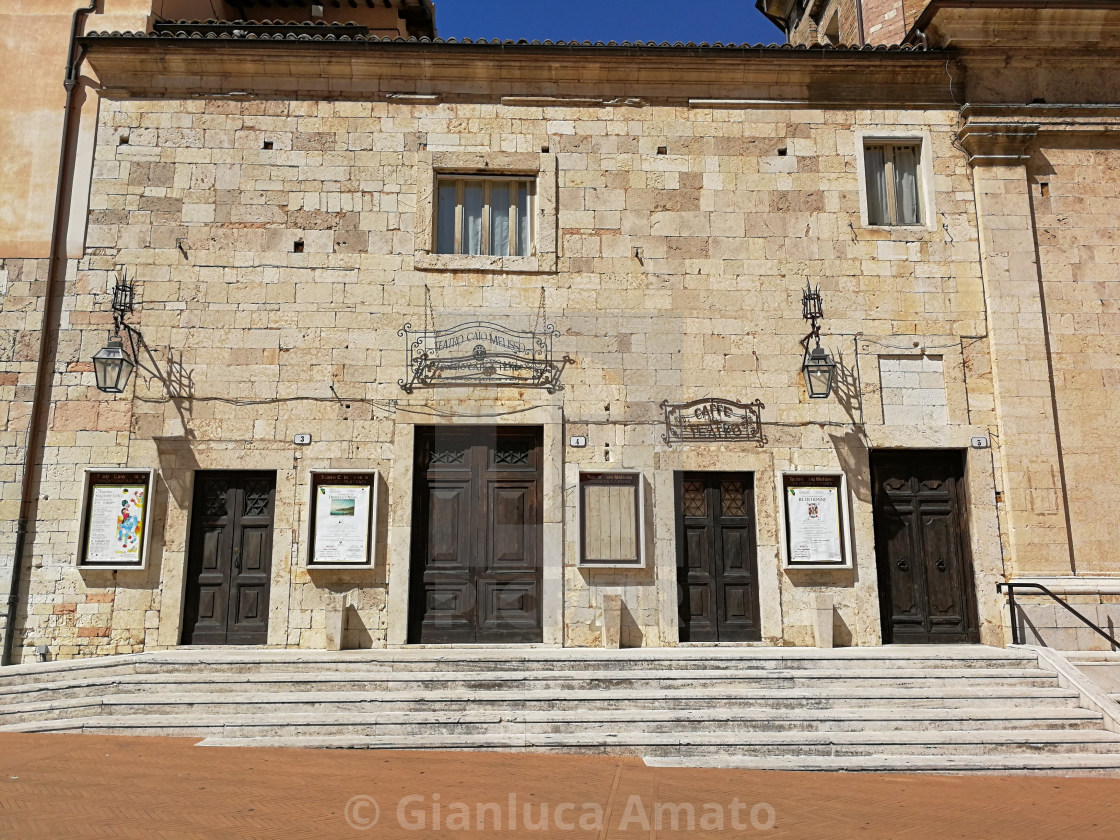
660, 398, 766, 446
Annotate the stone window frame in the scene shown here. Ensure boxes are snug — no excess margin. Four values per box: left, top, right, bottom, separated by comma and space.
414, 151, 558, 273
853, 128, 938, 233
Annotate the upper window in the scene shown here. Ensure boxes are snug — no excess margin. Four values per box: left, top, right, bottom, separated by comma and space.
435, 176, 534, 257
864, 142, 922, 226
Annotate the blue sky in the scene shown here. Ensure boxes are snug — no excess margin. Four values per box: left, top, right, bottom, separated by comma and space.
432, 1, 783, 45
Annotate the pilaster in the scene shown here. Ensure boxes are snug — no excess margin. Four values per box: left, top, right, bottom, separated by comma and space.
962, 120, 1074, 577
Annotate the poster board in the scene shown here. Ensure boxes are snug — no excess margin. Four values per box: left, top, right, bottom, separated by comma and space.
781, 472, 851, 570
77, 469, 154, 569
579, 471, 645, 568
307, 471, 377, 569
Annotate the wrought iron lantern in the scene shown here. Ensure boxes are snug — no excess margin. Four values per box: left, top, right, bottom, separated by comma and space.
92, 334, 135, 394
803, 343, 837, 400
801, 281, 837, 400
92, 278, 138, 394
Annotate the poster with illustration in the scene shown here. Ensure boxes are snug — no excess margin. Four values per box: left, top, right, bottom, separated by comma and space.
784, 474, 846, 567
311, 477, 373, 565
82, 473, 149, 566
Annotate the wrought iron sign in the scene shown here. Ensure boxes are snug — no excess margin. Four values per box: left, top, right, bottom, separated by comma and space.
398, 321, 573, 394
660, 398, 766, 446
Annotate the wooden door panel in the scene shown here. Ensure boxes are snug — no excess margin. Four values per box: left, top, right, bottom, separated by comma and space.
184, 472, 275, 645
872, 451, 978, 644
427, 484, 471, 566
676, 472, 760, 643
410, 427, 543, 644
487, 483, 533, 566
720, 527, 753, 576
880, 511, 922, 621
476, 579, 539, 641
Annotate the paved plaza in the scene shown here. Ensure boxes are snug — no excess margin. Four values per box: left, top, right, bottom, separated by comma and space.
0, 733, 1117, 838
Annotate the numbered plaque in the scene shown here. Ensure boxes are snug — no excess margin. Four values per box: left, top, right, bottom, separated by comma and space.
78, 469, 153, 569
307, 472, 377, 568
579, 472, 645, 568
782, 473, 851, 569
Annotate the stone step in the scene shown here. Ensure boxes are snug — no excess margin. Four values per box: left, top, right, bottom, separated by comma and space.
0, 668, 1060, 706
0, 645, 1041, 678
63, 727, 1118, 758
0, 682, 1082, 717
1, 703, 1102, 733
644, 753, 1120, 775
0, 685, 1084, 725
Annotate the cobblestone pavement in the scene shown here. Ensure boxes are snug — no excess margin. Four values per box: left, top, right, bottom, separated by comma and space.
0, 733, 1118, 838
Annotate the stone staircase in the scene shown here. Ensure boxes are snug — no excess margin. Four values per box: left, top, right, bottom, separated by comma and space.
4, 645, 1120, 773
1065, 651, 1120, 705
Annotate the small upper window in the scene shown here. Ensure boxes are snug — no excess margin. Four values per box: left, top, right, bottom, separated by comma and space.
435, 176, 534, 256
864, 142, 922, 226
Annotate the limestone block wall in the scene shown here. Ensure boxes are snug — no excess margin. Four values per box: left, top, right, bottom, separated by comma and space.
0, 258, 50, 653
1030, 141, 1120, 576
10, 89, 1000, 660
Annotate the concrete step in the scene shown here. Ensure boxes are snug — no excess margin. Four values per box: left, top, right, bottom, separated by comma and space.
1, 704, 1103, 733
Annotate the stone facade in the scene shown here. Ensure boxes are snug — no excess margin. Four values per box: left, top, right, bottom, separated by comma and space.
3, 1, 1120, 661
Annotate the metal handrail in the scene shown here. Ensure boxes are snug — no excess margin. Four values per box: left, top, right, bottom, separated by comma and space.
998, 582, 1120, 649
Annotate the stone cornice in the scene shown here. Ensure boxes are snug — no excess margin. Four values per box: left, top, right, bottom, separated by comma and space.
958, 121, 1040, 166
79, 37, 957, 106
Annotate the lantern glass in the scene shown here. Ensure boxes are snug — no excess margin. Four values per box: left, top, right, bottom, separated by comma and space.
803, 346, 836, 400
92, 335, 135, 394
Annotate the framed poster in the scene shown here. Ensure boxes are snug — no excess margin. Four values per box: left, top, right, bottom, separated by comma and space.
579, 471, 645, 568
781, 472, 851, 569
307, 471, 377, 569
77, 469, 154, 569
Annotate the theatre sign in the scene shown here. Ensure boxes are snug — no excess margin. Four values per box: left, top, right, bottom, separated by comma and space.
398, 321, 573, 393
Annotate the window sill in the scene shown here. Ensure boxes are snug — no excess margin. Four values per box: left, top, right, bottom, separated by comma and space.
862, 223, 935, 234
414, 252, 557, 274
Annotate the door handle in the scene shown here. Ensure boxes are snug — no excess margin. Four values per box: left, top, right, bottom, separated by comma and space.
233, 546, 241, 573
895, 558, 909, 572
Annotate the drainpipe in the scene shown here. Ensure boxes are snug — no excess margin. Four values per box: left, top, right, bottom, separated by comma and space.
854, 0, 867, 46
2, 0, 99, 667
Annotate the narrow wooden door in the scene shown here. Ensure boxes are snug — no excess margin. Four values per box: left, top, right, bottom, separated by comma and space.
409, 427, 543, 644
676, 472, 761, 642
871, 451, 979, 644
182, 472, 276, 645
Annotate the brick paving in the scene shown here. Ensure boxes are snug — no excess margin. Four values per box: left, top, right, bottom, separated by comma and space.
0, 733, 1118, 838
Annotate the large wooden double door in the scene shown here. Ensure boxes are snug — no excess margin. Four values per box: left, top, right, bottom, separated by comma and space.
872, 451, 979, 644
675, 472, 761, 642
409, 426, 543, 644
182, 471, 276, 645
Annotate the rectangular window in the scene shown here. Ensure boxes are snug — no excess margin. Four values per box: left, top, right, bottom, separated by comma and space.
434, 176, 534, 256
864, 142, 922, 226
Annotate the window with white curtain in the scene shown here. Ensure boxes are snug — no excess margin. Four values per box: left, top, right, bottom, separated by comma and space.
864, 142, 922, 226
435, 176, 534, 256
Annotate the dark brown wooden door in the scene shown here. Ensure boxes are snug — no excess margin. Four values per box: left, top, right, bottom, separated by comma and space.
676, 472, 761, 642
182, 472, 276, 645
872, 451, 979, 644
409, 427, 543, 644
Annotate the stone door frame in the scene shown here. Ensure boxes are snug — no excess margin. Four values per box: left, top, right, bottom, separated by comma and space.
385, 405, 564, 646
